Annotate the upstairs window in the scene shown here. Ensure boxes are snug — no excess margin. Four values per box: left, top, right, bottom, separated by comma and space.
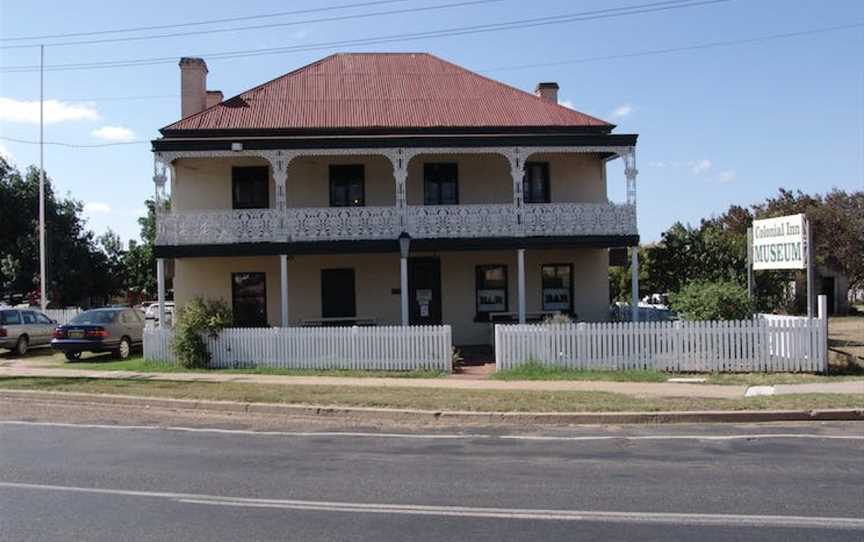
232, 166, 269, 209
523, 162, 550, 204
424, 163, 459, 205
329, 165, 365, 207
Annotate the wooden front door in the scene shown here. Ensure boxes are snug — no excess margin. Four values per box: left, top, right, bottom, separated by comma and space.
408, 258, 442, 325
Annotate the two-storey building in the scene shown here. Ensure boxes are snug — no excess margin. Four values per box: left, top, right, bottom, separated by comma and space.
152, 53, 640, 346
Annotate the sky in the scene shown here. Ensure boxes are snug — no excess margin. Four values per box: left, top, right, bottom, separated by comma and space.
0, 0, 862, 245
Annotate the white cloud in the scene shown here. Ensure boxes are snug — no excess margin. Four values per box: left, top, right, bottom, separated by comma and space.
0, 143, 13, 163
690, 159, 713, 174
649, 158, 736, 183
716, 169, 737, 183
559, 99, 575, 110
84, 202, 112, 214
0, 97, 100, 124
91, 125, 136, 142
609, 103, 634, 119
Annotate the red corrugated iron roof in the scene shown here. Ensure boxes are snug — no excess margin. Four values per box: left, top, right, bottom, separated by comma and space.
162, 53, 611, 133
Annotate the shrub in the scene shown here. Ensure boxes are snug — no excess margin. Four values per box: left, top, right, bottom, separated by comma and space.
669, 280, 753, 321
171, 297, 232, 369
543, 313, 573, 325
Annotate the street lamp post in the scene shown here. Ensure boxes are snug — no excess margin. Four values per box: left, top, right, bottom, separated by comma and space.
399, 232, 411, 326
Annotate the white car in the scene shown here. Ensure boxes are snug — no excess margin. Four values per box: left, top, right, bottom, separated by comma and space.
144, 302, 175, 325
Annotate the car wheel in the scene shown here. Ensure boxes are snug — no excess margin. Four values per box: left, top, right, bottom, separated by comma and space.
65, 352, 82, 362
15, 336, 28, 356
115, 337, 131, 360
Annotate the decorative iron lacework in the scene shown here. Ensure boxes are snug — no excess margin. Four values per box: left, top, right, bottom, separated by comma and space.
521, 203, 637, 237
285, 206, 400, 242
156, 203, 637, 244
405, 204, 520, 239
153, 146, 638, 245
156, 208, 284, 245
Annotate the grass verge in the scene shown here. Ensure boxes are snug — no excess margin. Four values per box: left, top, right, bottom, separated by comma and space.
493, 362, 864, 386
55, 356, 444, 378
492, 363, 667, 382
0, 377, 861, 413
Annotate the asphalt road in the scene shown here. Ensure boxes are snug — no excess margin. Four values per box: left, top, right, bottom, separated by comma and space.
0, 401, 862, 541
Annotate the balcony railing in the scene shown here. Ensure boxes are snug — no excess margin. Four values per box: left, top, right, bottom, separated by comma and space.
406, 204, 521, 238
156, 203, 637, 245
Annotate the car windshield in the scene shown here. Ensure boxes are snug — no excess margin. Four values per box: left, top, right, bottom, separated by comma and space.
70, 310, 117, 325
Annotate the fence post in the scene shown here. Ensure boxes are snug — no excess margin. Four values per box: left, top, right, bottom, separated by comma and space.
494, 325, 502, 370
817, 294, 828, 373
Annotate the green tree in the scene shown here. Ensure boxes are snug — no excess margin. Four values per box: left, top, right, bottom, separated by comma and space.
670, 280, 753, 320
0, 158, 119, 306
754, 188, 864, 298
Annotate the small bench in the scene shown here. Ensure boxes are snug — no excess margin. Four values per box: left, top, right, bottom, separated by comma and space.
300, 317, 377, 327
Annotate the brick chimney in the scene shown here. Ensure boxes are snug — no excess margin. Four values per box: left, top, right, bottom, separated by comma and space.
205, 90, 224, 109
535, 82, 559, 104
179, 57, 208, 118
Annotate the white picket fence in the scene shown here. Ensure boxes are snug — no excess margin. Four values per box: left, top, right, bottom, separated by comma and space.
495, 317, 828, 373
144, 325, 452, 372
45, 308, 81, 324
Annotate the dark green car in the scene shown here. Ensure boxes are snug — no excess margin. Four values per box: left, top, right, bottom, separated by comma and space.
51, 308, 144, 361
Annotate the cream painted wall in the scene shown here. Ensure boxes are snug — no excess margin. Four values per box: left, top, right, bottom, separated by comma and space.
174, 256, 282, 325
174, 254, 401, 327
286, 155, 396, 207
173, 248, 609, 345
170, 153, 608, 211
171, 157, 274, 212
406, 153, 512, 205
431, 248, 609, 344
526, 153, 607, 203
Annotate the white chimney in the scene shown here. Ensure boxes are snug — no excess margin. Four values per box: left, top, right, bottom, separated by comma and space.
535, 82, 559, 104
206, 90, 224, 109
179, 57, 208, 118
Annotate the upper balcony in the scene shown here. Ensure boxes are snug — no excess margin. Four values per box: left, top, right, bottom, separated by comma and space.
153, 146, 639, 247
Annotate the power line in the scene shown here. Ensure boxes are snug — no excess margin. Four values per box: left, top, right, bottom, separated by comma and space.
14, 20, 862, 104
0, 136, 149, 148
0, 0, 729, 73
482, 21, 864, 72
0, 0, 411, 42
0, 0, 506, 50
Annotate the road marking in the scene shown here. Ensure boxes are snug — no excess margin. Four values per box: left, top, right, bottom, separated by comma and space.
0, 481, 861, 529
1, 420, 862, 442
745, 386, 776, 397
0, 421, 482, 440
500, 433, 864, 441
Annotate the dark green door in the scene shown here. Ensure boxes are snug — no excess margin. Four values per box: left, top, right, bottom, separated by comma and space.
408, 258, 442, 325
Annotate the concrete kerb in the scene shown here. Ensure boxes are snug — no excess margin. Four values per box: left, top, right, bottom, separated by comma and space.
0, 389, 861, 425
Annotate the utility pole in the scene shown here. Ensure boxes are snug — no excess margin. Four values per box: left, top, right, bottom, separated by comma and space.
39, 44, 47, 311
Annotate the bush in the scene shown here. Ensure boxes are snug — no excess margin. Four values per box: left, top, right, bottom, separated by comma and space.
171, 297, 232, 369
669, 280, 753, 321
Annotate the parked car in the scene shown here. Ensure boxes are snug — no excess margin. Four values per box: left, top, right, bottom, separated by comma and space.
144, 302, 175, 325
51, 308, 145, 361
0, 308, 57, 355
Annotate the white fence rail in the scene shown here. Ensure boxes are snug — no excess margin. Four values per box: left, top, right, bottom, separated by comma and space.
144, 325, 452, 372
495, 318, 827, 373
44, 308, 81, 325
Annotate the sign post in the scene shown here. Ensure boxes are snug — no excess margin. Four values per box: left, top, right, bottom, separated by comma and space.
746, 227, 754, 301
751, 213, 811, 316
